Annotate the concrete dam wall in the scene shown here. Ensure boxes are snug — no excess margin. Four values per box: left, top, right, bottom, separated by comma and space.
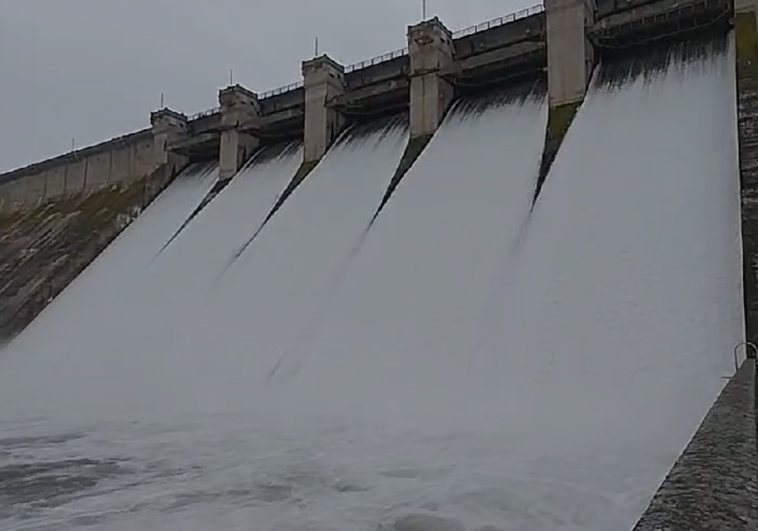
0, 0, 756, 527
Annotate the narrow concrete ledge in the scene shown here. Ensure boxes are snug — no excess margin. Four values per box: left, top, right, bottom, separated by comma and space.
632, 361, 758, 531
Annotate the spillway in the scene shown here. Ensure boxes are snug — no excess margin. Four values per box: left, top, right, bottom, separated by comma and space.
281, 88, 547, 393
0, 39, 744, 531
168, 118, 409, 403
0, 162, 217, 385
140, 142, 302, 319
474, 37, 743, 529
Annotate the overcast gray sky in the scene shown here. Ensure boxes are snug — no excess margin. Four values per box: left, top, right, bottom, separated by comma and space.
0, 0, 536, 172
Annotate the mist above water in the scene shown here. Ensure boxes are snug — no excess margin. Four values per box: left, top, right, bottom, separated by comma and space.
0, 39, 744, 531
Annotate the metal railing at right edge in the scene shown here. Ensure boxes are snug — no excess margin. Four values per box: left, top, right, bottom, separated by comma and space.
452, 3, 545, 38
733, 341, 758, 372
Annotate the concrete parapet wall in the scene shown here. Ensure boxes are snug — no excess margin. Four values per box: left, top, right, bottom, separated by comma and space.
632, 361, 757, 530
0, 130, 155, 214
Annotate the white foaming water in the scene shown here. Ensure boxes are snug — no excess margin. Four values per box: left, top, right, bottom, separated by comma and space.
285, 90, 547, 404
136, 142, 302, 335
156, 119, 408, 412
0, 44, 742, 531
471, 40, 742, 529
0, 163, 217, 380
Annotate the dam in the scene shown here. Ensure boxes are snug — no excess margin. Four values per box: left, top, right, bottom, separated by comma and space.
0, 0, 756, 529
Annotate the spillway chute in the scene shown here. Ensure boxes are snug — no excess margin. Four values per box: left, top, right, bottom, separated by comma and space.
282, 83, 548, 403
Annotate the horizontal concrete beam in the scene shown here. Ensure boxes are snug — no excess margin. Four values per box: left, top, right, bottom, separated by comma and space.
442, 40, 546, 76
168, 132, 220, 155
330, 78, 410, 110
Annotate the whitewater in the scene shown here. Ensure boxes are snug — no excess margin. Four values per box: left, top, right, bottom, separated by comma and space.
0, 38, 743, 531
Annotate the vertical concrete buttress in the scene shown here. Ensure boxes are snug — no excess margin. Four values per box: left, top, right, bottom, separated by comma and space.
218, 85, 260, 181
150, 108, 188, 169
545, 0, 595, 107
302, 55, 346, 163
407, 17, 455, 139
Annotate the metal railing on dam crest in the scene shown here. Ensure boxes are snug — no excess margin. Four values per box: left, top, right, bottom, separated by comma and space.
182, 3, 545, 122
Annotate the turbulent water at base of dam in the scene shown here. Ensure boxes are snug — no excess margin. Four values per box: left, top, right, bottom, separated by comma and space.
0, 39, 744, 531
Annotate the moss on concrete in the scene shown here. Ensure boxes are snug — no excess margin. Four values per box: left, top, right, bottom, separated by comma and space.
736, 12, 758, 68
0, 164, 174, 341
534, 101, 582, 205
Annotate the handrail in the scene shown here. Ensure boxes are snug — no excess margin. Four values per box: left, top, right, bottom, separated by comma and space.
734, 341, 758, 371
188, 106, 220, 121
345, 47, 409, 73
452, 3, 545, 38
260, 80, 304, 99
182, 5, 544, 115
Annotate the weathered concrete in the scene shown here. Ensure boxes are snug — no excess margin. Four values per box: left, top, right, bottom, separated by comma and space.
407, 17, 455, 138
633, 361, 758, 531
591, 0, 730, 50
0, 163, 178, 342
546, 0, 594, 107
218, 85, 260, 180
737, 0, 758, 348
0, 130, 157, 214
150, 108, 188, 167
302, 55, 346, 163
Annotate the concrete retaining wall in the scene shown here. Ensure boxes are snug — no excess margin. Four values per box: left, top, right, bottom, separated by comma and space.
633, 361, 757, 530
0, 129, 154, 214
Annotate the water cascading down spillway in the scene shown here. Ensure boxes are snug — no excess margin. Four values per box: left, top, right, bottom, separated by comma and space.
0, 33, 744, 531
0, 162, 218, 386
471, 34, 743, 529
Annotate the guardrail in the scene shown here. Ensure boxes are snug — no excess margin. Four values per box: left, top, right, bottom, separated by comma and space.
188, 106, 220, 121
452, 3, 545, 38
260, 80, 304, 99
345, 47, 409, 73
183, 5, 544, 115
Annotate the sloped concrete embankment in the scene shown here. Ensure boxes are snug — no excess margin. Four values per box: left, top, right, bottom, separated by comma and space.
0, 164, 177, 343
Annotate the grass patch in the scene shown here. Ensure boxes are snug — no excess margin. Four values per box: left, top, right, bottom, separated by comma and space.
736, 12, 758, 66
534, 101, 582, 204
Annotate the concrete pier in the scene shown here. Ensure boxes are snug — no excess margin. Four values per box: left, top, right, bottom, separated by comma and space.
302, 55, 345, 163
150, 108, 188, 167
0, 0, 729, 207
218, 85, 260, 180
545, 0, 594, 107
407, 17, 455, 139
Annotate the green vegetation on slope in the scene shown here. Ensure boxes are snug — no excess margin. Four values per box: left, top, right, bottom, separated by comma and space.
736, 12, 758, 68
0, 164, 174, 341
